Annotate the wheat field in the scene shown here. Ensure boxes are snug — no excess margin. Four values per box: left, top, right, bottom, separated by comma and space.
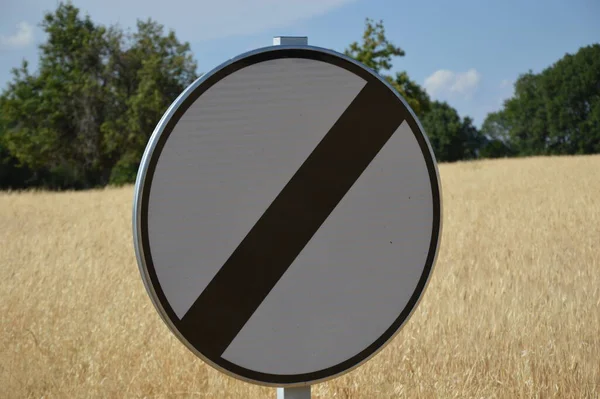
1, 155, 599, 398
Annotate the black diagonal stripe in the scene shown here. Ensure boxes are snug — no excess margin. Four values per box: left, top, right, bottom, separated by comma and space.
179, 81, 407, 359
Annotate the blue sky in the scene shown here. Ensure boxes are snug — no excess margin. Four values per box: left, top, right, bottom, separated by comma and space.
1, 0, 598, 126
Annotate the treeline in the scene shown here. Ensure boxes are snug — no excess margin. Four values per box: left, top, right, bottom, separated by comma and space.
0, 3, 198, 189
481, 44, 600, 157
0, 3, 598, 190
345, 20, 600, 163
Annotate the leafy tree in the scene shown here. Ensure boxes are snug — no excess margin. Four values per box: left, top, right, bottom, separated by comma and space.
504, 72, 549, 156
0, 60, 61, 187
392, 71, 432, 118
540, 44, 600, 154
421, 101, 484, 162
482, 44, 600, 157
0, 1, 198, 189
345, 18, 405, 72
0, 123, 34, 189
481, 110, 511, 143
480, 111, 515, 158
462, 116, 486, 159
478, 139, 514, 159
102, 19, 198, 185
345, 18, 431, 117
1, 3, 119, 188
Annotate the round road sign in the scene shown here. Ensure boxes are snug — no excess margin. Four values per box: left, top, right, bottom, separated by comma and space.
133, 45, 442, 387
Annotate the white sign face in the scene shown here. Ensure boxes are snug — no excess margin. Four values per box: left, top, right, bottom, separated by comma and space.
133, 46, 442, 387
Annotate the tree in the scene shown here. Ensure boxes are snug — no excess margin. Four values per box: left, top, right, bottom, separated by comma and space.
481, 110, 511, 143
5, 4, 117, 188
480, 111, 515, 158
345, 18, 405, 73
102, 19, 198, 185
0, 120, 34, 189
478, 139, 514, 159
421, 101, 484, 162
392, 71, 432, 118
481, 44, 600, 157
344, 18, 431, 117
1, 3, 120, 188
0, 1, 198, 189
540, 44, 600, 154
504, 72, 549, 156
0, 61, 43, 188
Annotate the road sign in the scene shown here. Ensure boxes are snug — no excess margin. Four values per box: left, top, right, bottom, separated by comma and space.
133, 43, 442, 387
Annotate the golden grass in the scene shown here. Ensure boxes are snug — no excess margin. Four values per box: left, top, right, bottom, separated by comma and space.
1, 155, 599, 398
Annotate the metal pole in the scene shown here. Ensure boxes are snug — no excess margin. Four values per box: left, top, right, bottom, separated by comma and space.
277, 386, 311, 399
272, 34, 311, 399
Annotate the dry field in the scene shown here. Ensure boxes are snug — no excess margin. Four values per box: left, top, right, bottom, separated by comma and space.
1, 155, 599, 398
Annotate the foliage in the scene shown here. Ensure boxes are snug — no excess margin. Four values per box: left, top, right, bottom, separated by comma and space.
345, 18, 431, 117
345, 18, 405, 73
478, 139, 514, 159
0, 8, 598, 189
421, 101, 484, 162
481, 44, 600, 157
0, 2, 197, 189
479, 111, 515, 158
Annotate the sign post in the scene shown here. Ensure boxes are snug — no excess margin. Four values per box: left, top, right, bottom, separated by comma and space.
133, 34, 442, 397
277, 385, 311, 399
272, 33, 313, 399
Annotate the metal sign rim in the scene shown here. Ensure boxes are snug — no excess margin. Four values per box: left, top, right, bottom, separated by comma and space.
132, 43, 444, 387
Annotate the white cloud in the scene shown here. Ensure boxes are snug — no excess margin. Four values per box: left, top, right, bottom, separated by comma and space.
500, 79, 512, 89
424, 68, 481, 99
0, 22, 34, 49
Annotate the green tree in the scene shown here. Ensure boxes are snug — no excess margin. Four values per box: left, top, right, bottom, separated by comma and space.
0, 117, 34, 189
481, 110, 512, 143
345, 18, 431, 117
1, 3, 118, 188
345, 18, 405, 72
480, 111, 515, 158
540, 44, 600, 154
421, 101, 484, 162
478, 139, 514, 158
392, 71, 432, 118
0, 1, 198, 189
504, 72, 549, 156
482, 44, 600, 157
102, 19, 198, 185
